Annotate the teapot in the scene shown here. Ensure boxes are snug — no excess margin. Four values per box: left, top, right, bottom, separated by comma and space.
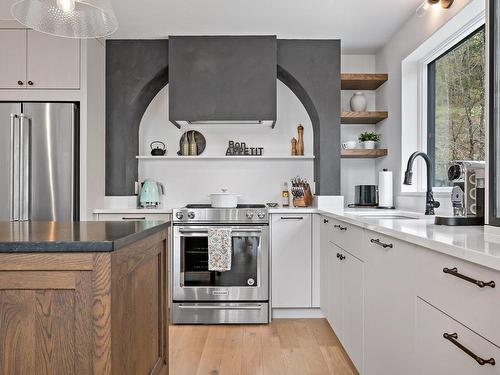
150, 141, 167, 156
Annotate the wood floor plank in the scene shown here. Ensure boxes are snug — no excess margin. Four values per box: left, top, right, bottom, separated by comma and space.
219, 325, 244, 375
195, 326, 226, 375
169, 319, 358, 375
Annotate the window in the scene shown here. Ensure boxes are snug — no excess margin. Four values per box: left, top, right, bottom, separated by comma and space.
427, 26, 486, 187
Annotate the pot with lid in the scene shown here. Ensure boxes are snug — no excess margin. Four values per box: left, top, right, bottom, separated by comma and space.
209, 189, 241, 208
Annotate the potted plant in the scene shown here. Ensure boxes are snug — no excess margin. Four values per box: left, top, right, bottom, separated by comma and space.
359, 132, 380, 149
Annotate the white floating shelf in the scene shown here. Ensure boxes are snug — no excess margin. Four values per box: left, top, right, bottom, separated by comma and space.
136, 155, 315, 160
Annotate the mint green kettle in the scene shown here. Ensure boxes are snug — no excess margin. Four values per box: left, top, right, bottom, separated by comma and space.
139, 179, 163, 208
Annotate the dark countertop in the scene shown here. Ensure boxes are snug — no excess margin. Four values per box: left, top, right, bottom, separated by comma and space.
0, 221, 170, 252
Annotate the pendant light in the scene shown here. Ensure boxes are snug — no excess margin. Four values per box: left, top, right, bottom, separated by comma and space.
416, 0, 454, 17
11, 0, 118, 39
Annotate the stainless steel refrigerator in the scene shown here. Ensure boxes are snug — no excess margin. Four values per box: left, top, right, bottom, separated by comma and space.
0, 103, 79, 221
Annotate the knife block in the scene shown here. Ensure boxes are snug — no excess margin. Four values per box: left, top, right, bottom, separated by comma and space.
293, 185, 313, 207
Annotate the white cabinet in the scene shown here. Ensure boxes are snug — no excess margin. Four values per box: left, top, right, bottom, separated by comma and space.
326, 242, 343, 336
0, 29, 27, 88
271, 214, 312, 308
363, 231, 416, 375
416, 247, 500, 346
342, 249, 364, 372
325, 240, 364, 373
26, 31, 80, 89
416, 297, 500, 375
0, 29, 80, 90
320, 216, 333, 316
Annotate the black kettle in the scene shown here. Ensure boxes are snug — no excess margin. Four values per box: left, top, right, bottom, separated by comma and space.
150, 141, 167, 156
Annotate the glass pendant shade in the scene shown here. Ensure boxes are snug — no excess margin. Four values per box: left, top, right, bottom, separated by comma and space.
11, 0, 118, 39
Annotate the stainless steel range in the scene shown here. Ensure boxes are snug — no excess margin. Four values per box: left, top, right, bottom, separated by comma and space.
172, 204, 269, 324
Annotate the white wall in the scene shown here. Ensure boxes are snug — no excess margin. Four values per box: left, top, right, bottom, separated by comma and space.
341, 54, 378, 205
138, 81, 314, 208
375, 0, 476, 214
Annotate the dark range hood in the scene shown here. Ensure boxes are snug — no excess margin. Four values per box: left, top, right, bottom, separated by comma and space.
168, 36, 277, 128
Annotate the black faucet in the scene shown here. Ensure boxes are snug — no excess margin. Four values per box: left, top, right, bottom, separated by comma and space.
403, 151, 440, 215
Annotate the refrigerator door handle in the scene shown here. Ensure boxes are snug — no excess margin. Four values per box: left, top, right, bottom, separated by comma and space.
19, 114, 30, 221
9, 114, 19, 221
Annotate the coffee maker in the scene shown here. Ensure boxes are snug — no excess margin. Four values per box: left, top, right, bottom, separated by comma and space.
435, 161, 485, 226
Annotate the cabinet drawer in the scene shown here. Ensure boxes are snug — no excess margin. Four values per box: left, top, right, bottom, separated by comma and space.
329, 218, 364, 259
96, 213, 170, 221
417, 249, 500, 345
416, 298, 500, 375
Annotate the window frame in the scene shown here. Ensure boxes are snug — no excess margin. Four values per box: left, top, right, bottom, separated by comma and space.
426, 24, 486, 188
400, 2, 486, 195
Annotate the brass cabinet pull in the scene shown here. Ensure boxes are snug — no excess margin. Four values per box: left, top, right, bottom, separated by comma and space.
370, 238, 393, 248
443, 267, 495, 288
443, 333, 495, 366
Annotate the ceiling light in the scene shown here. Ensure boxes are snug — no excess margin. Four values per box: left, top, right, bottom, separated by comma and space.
11, 0, 118, 39
416, 0, 454, 17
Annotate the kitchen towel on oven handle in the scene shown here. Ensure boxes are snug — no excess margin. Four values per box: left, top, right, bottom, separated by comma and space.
208, 228, 232, 271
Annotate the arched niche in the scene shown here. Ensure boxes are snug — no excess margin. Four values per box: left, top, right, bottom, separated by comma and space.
106, 39, 340, 196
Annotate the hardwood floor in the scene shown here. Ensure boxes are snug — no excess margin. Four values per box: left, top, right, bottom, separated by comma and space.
169, 318, 358, 375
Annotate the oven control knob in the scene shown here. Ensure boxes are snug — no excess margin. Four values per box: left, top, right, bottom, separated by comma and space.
247, 278, 255, 286
187, 211, 195, 219
246, 210, 254, 219
175, 212, 184, 220
257, 212, 266, 219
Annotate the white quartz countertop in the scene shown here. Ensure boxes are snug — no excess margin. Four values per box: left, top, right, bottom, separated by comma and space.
93, 208, 172, 214
270, 206, 500, 272
326, 209, 500, 272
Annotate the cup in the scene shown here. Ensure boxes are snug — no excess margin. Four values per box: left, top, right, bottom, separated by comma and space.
342, 141, 357, 150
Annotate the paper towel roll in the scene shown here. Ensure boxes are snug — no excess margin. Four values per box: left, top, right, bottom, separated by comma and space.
378, 169, 394, 208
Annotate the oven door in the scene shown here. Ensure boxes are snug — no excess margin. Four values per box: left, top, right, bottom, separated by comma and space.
173, 225, 269, 301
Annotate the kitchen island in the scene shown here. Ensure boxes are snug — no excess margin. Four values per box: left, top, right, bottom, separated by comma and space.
0, 221, 169, 375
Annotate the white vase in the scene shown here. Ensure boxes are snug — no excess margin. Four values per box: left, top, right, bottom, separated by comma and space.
362, 141, 376, 149
350, 92, 367, 112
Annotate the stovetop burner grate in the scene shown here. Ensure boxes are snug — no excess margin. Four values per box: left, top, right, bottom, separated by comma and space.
185, 204, 266, 209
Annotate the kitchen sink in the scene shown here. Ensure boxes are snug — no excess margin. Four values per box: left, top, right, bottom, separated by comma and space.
355, 214, 420, 220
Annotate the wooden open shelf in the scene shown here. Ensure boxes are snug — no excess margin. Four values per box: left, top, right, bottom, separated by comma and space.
341, 73, 388, 90
341, 149, 388, 158
341, 111, 388, 124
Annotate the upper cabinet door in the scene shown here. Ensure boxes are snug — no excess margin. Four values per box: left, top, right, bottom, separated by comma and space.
26, 31, 80, 89
0, 29, 27, 89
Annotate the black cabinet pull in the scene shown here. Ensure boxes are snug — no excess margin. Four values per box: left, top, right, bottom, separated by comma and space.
443, 333, 495, 366
323, 218, 329, 223
280, 216, 303, 220
17, 80, 24, 86
336, 253, 341, 258
334, 224, 347, 231
122, 217, 146, 220
370, 238, 393, 248
443, 267, 495, 288
339, 254, 346, 260
27, 80, 34, 86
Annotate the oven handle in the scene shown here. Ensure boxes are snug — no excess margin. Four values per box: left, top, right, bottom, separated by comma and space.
179, 228, 262, 233
177, 304, 264, 310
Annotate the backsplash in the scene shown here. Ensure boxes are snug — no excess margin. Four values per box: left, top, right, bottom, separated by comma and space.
137, 82, 314, 208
